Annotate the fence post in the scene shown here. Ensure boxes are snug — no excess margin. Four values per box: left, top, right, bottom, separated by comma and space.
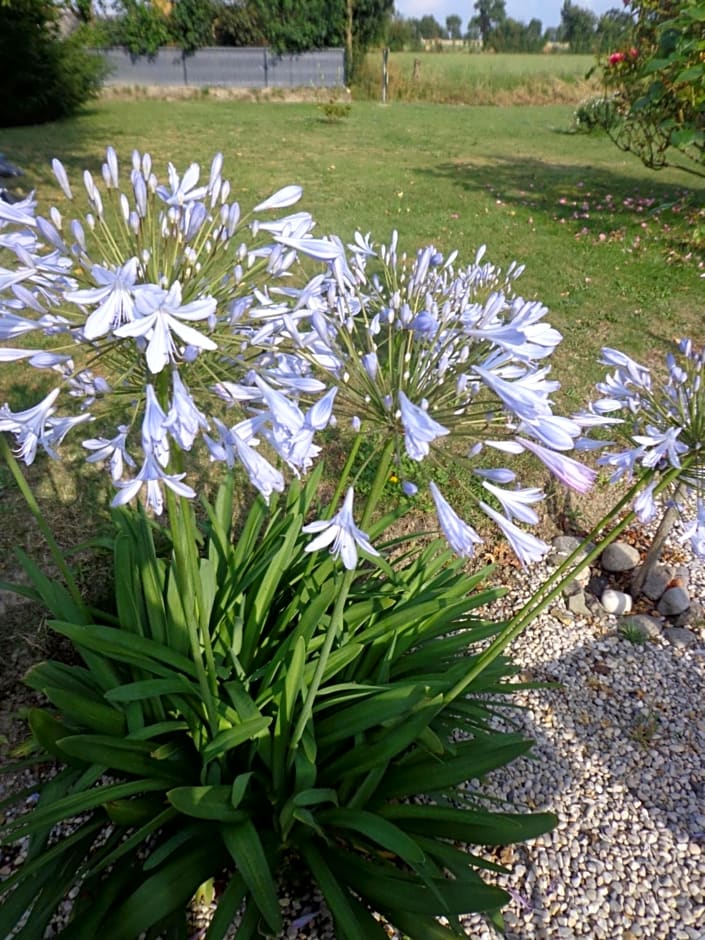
382, 47, 389, 103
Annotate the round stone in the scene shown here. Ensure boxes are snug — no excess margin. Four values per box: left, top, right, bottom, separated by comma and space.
602, 541, 641, 573
658, 586, 690, 617
601, 588, 633, 615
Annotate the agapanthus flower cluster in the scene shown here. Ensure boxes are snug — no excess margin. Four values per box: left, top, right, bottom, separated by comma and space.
0, 149, 335, 514
581, 341, 705, 558
258, 231, 598, 567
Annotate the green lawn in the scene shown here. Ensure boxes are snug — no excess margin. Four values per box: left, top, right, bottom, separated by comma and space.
4, 95, 703, 404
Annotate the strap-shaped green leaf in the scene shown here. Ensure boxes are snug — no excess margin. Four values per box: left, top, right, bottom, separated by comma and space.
56, 734, 187, 783
1, 778, 167, 842
382, 908, 464, 939
201, 715, 271, 763
28, 708, 82, 764
105, 675, 198, 703
320, 808, 428, 869
299, 842, 387, 940
103, 838, 224, 940
379, 804, 558, 845
204, 872, 248, 940
374, 734, 532, 801
316, 683, 427, 746
322, 700, 442, 781
50, 621, 198, 677
24, 660, 98, 697
323, 844, 508, 914
222, 819, 282, 935
167, 785, 249, 822
41, 688, 125, 736
14, 547, 88, 624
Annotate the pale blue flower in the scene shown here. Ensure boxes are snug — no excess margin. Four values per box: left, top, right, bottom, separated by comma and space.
303, 487, 379, 570
429, 482, 483, 558
398, 391, 449, 461
142, 384, 170, 468
115, 282, 217, 374
156, 162, 207, 206
0, 388, 60, 463
253, 185, 303, 213
517, 437, 596, 493
479, 500, 549, 567
680, 499, 705, 559
633, 426, 687, 469
51, 159, 73, 201
66, 258, 139, 340
83, 426, 135, 482
633, 480, 658, 524
112, 452, 195, 515
164, 371, 209, 450
482, 481, 543, 525
472, 365, 552, 422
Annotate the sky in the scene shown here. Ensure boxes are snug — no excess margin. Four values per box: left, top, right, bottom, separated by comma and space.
393, 1, 620, 31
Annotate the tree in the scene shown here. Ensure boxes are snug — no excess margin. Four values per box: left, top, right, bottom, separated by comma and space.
385, 13, 420, 50
0, 0, 106, 126
417, 14, 446, 39
112, 1, 171, 56
492, 15, 543, 52
595, 7, 632, 53
597, 0, 705, 174
559, 0, 597, 53
470, 0, 506, 46
446, 13, 462, 39
213, 0, 265, 45
169, 0, 214, 53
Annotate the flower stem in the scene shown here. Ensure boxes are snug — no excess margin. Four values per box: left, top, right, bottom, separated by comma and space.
359, 437, 396, 530
0, 434, 86, 614
444, 465, 683, 706
165, 486, 219, 740
326, 433, 362, 519
631, 484, 683, 598
288, 566, 355, 757
289, 437, 396, 756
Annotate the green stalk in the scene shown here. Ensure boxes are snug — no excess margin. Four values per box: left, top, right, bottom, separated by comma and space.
325, 432, 363, 520
289, 438, 396, 754
0, 434, 86, 614
165, 486, 219, 740
444, 465, 684, 707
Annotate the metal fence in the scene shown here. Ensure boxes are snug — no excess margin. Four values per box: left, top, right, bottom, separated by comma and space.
100, 47, 346, 89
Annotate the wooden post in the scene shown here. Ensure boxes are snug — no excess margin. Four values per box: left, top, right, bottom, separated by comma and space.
382, 47, 389, 103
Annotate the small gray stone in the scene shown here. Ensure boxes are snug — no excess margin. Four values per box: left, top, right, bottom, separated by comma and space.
671, 600, 704, 629
663, 627, 699, 649
601, 588, 633, 615
562, 579, 583, 598
587, 573, 609, 598
634, 563, 674, 600
601, 541, 641, 573
658, 586, 690, 617
551, 535, 594, 562
567, 591, 592, 617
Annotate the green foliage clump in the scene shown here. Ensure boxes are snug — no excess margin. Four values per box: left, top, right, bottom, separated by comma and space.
0, 1, 106, 127
573, 94, 619, 132
170, 0, 215, 54
113, 0, 171, 57
319, 98, 352, 122
595, 0, 705, 174
0, 471, 555, 939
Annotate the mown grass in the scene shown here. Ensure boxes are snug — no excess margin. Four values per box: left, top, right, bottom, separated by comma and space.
1, 94, 704, 586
